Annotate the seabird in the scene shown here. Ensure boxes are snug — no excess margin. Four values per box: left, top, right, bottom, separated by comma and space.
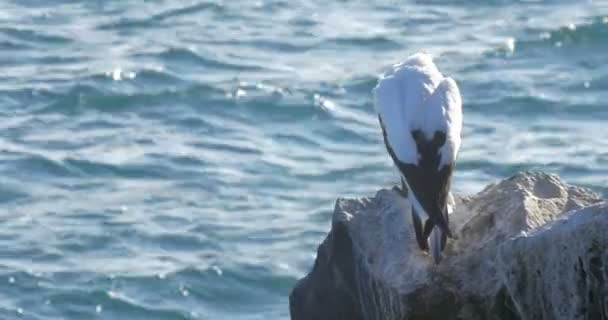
373, 53, 462, 264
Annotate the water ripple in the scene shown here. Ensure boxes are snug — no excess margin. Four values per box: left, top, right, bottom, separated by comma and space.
150, 47, 266, 72
0, 27, 72, 45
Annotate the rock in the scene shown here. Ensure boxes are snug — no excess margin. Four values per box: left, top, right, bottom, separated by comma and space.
289, 172, 605, 320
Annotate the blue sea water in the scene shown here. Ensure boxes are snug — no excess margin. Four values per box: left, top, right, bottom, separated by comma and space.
0, 0, 607, 319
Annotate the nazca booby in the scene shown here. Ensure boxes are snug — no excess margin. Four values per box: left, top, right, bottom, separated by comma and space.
374, 53, 462, 264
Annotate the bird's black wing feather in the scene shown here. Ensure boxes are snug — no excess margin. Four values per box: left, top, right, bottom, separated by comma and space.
378, 116, 453, 238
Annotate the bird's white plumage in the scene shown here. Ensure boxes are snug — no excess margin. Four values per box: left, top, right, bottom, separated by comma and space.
373, 53, 462, 168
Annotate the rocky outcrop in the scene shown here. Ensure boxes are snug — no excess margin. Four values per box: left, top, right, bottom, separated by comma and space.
289, 172, 606, 320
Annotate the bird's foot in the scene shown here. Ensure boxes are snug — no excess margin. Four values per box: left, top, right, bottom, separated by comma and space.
392, 185, 408, 198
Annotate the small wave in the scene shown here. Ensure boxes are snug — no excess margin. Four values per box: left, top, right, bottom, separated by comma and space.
228, 39, 316, 53
515, 17, 608, 51
55, 233, 116, 254
35, 81, 226, 114
340, 75, 378, 95
130, 69, 186, 85
324, 35, 402, 50
97, 2, 225, 30
97, 17, 161, 31
49, 288, 192, 320
132, 230, 214, 252
151, 2, 225, 21
62, 158, 170, 179
4, 152, 79, 179
148, 47, 266, 72
294, 162, 385, 182
172, 263, 296, 300
0, 40, 32, 50
288, 16, 317, 28
0, 182, 28, 204
251, 0, 290, 12
218, 84, 319, 122
481, 17, 608, 60
467, 95, 606, 119
541, 17, 608, 47
147, 152, 209, 169
271, 133, 321, 149
189, 139, 263, 157
0, 27, 72, 45
36, 84, 130, 114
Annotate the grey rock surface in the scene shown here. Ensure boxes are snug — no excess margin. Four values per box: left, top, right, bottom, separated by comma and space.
289, 172, 606, 320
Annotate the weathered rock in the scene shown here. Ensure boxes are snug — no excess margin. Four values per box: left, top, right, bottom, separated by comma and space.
289, 172, 606, 320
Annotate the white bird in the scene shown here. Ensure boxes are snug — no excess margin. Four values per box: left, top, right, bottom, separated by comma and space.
373, 53, 462, 264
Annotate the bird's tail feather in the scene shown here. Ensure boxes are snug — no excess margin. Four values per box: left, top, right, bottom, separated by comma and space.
412, 209, 450, 264
432, 204, 453, 238
423, 219, 434, 240
423, 219, 445, 264
429, 225, 443, 264
441, 207, 449, 249
428, 208, 450, 264
411, 211, 428, 251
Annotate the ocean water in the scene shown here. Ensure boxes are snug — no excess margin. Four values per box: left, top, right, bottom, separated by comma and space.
0, 0, 607, 319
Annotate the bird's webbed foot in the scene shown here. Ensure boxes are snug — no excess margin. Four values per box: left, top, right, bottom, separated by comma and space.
392, 185, 408, 198
392, 177, 409, 198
